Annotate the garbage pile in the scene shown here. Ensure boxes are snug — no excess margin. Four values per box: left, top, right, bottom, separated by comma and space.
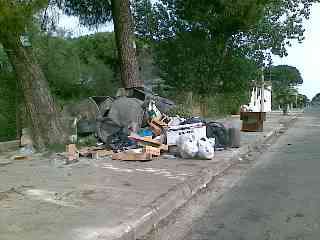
65, 88, 240, 163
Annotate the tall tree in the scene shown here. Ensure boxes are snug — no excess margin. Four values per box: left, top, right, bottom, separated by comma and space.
0, 0, 68, 149
133, 0, 158, 41
297, 94, 309, 108
112, 0, 142, 88
269, 65, 303, 87
134, 0, 266, 94
268, 65, 303, 110
134, 0, 317, 93
63, 0, 143, 89
312, 93, 320, 105
0, 46, 18, 141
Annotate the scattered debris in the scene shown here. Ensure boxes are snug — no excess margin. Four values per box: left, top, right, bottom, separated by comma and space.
167, 122, 206, 146
92, 150, 113, 159
14, 140, 34, 161
20, 128, 33, 147
168, 116, 186, 126
14, 155, 31, 161
177, 135, 215, 160
18, 128, 35, 159
147, 99, 162, 120
19, 146, 34, 155
128, 134, 162, 147
206, 122, 229, 149
106, 97, 144, 134
148, 119, 166, 136
59, 88, 242, 163
62, 144, 114, 164
177, 134, 199, 159
197, 138, 215, 160
161, 154, 177, 160
108, 129, 138, 151
144, 146, 161, 157
75, 146, 113, 159
138, 129, 153, 138
66, 144, 79, 164
159, 144, 169, 152
112, 151, 153, 161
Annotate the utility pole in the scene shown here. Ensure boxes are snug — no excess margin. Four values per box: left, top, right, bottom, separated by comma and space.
261, 67, 265, 112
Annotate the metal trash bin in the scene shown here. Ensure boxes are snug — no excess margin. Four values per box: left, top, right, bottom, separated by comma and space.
228, 126, 241, 148
240, 112, 266, 132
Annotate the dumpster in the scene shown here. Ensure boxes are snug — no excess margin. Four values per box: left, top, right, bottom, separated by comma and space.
240, 112, 266, 132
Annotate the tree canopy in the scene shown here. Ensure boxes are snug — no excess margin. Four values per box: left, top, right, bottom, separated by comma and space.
268, 65, 304, 109
269, 65, 303, 87
133, 0, 316, 113
0, 0, 47, 36
312, 93, 320, 105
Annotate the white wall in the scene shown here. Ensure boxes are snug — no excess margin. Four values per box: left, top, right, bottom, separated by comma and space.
248, 86, 272, 112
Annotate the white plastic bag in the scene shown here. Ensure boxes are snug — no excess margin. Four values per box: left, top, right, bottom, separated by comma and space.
177, 134, 199, 159
197, 137, 215, 160
168, 116, 186, 126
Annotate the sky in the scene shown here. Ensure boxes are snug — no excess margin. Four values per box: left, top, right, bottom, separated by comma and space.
273, 4, 320, 100
58, 3, 320, 100
58, 14, 113, 36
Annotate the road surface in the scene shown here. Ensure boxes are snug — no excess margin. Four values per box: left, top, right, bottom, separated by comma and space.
187, 109, 320, 240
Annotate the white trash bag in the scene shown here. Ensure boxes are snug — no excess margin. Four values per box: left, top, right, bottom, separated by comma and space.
197, 137, 215, 160
168, 116, 186, 126
177, 134, 199, 159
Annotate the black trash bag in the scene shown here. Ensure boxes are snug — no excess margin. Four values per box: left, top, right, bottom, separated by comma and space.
206, 122, 229, 149
180, 117, 204, 125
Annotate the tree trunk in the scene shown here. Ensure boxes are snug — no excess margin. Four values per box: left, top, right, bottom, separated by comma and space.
2, 37, 68, 150
111, 0, 143, 89
15, 102, 23, 140
199, 96, 208, 117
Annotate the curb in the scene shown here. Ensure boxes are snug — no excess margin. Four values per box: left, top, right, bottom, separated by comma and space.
0, 140, 20, 152
110, 115, 299, 240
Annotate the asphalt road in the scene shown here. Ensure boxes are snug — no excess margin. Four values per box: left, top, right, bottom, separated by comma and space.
187, 109, 320, 240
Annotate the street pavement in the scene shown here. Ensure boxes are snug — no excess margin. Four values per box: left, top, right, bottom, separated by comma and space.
187, 108, 320, 240
0, 112, 297, 240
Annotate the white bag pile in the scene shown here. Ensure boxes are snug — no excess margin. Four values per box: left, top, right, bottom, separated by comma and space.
177, 134, 215, 160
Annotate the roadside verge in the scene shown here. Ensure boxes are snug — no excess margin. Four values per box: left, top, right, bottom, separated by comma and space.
113, 114, 299, 240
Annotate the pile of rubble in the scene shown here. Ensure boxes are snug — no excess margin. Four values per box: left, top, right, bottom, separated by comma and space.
64, 88, 240, 163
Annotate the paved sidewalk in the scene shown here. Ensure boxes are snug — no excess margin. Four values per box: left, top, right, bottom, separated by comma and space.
0, 112, 299, 240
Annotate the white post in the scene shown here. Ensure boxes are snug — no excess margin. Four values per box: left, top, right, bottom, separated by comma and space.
261, 67, 265, 112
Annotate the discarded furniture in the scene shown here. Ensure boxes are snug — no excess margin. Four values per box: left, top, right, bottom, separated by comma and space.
240, 112, 266, 132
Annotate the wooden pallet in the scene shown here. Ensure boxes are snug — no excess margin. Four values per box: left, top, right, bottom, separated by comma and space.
144, 146, 161, 157
66, 144, 79, 162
